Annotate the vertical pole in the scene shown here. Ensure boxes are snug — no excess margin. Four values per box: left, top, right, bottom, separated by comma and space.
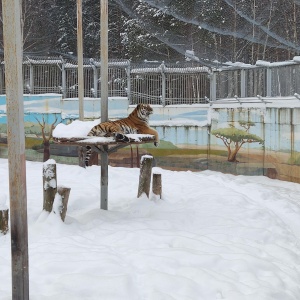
0, 65, 2, 94
210, 71, 217, 101
266, 68, 272, 97
29, 63, 34, 93
60, 57, 67, 98
101, 0, 108, 122
2, 0, 29, 299
161, 61, 166, 106
240, 69, 246, 98
77, 0, 84, 120
126, 64, 131, 104
90, 59, 98, 97
100, 0, 108, 210
101, 146, 108, 210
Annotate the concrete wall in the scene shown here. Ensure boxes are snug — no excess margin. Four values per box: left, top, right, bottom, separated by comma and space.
209, 104, 300, 183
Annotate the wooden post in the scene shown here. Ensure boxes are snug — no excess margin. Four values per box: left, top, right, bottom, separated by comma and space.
137, 155, 153, 198
101, 146, 108, 210
43, 160, 57, 212
0, 208, 9, 235
100, 0, 109, 210
152, 173, 162, 199
101, 0, 108, 123
57, 187, 71, 222
2, 0, 30, 298
78, 146, 85, 167
136, 146, 140, 168
77, 0, 84, 120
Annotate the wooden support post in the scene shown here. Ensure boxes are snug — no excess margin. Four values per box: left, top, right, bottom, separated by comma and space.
78, 146, 85, 167
152, 173, 162, 199
77, 0, 84, 121
57, 187, 71, 222
0, 208, 9, 234
137, 155, 153, 198
2, 0, 29, 297
100, 0, 109, 209
43, 161, 57, 212
101, 146, 108, 210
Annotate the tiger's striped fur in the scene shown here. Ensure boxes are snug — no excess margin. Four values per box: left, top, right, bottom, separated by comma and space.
85, 104, 159, 166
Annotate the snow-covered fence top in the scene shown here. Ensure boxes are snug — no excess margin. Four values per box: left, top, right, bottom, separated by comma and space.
1, 55, 300, 104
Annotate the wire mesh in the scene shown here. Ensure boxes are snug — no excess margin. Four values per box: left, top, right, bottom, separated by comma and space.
114, 0, 300, 65
0, 55, 300, 103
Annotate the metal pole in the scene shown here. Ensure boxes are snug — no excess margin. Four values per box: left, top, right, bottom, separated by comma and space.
2, 0, 29, 299
90, 59, 98, 97
266, 68, 272, 97
126, 63, 131, 104
101, 0, 108, 122
29, 62, 34, 93
77, 0, 84, 120
241, 69, 246, 98
210, 71, 217, 101
161, 62, 166, 106
61, 59, 67, 99
100, 0, 108, 210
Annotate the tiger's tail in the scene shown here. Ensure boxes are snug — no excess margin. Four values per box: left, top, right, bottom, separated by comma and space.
85, 145, 92, 167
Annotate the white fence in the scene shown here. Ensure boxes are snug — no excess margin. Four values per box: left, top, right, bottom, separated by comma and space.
1, 56, 300, 105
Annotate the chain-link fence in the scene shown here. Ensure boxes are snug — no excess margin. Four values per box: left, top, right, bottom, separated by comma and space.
1, 55, 300, 105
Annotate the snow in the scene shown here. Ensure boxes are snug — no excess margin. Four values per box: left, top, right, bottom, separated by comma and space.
52, 193, 63, 216
1, 159, 300, 299
53, 119, 100, 138
43, 161, 57, 190
44, 159, 56, 165
140, 154, 153, 164
53, 121, 155, 143
256, 60, 297, 67
0, 194, 8, 210
210, 95, 300, 108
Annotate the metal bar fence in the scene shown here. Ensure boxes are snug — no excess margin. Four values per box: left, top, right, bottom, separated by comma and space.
0, 60, 5, 95
0, 55, 300, 104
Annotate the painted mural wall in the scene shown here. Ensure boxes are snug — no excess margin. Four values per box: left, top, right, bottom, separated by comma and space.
0, 94, 300, 183
208, 102, 300, 183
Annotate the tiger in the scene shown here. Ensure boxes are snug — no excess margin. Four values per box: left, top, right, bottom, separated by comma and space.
85, 104, 159, 166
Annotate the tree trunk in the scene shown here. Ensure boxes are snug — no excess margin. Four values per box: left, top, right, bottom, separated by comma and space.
152, 173, 162, 199
43, 161, 57, 212
43, 140, 50, 162
137, 155, 153, 198
57, 186, 71, 222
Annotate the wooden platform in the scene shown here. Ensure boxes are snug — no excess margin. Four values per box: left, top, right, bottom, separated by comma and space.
53, 134, 155, 154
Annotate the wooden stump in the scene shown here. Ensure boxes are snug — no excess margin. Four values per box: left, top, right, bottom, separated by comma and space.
78, 146, 85, 167
57, 186, 71, 222
152, 173, 162, 199
137, 155, 153, 198
43, 160, 57, 212
0, 209, 9, 234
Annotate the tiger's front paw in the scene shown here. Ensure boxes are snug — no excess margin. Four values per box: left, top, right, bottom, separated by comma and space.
115, 133, 130, 142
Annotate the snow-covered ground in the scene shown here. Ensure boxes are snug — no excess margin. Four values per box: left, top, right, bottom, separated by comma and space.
1, 158, 300, 299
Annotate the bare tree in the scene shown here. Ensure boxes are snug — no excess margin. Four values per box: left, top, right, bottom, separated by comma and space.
35, 115, 58, 161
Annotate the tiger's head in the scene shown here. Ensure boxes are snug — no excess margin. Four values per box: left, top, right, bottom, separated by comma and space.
135, 104, 153, 122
